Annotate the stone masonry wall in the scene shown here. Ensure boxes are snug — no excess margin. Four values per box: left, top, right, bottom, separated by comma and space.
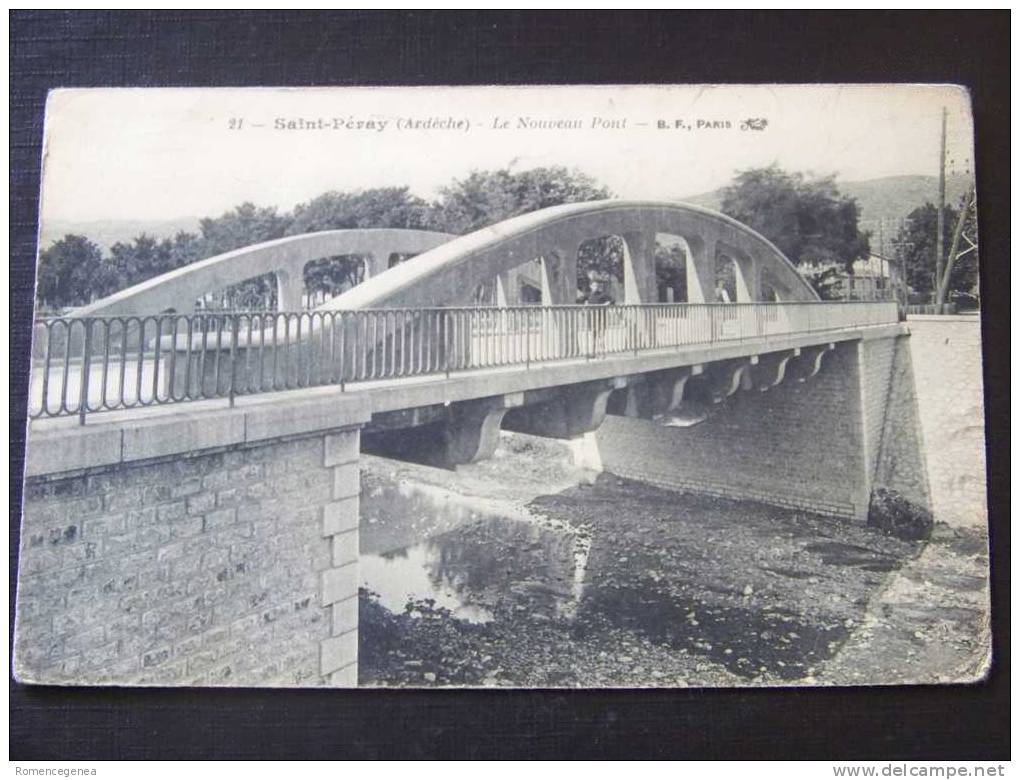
14, 427, 361, 687
596, 342, 870, 519
868, 335, 932, 511
858, 335, 896, 485
595, 334, 930, 522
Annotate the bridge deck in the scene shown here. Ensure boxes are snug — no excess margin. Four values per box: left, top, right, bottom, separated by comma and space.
28, 302, 899, 423
29, 321, 905, 435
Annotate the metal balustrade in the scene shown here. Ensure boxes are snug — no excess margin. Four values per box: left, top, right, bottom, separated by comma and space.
28, 301, 899, 422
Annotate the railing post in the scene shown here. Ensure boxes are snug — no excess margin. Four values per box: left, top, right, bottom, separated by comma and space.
444, 310, 452, 378
525, 308, 531, 369
228, 315, 238, 407
77, 319, 92, 425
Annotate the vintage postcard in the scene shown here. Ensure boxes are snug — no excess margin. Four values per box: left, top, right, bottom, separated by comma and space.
14, 84, 988, 688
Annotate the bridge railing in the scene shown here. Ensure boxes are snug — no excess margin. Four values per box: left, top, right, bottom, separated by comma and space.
28, 301, 898, 421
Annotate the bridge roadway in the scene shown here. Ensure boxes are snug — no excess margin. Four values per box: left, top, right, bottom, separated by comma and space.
25, 315, 905, 476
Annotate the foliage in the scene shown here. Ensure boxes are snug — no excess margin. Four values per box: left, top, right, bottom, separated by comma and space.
430, 166, 610, 235
719, 165, 870, 271
654, 243, 687, 301
802, 267, 845, 301
39, 166, 743, 309
894, 200, 978, 298
289, 188, 432, 297
107, 234, 177, 292
35, 235, 108, 309
868, 487, 933, 541
198, 202, 291, 256
434, 166, 621, 298
289, 187, 431, 234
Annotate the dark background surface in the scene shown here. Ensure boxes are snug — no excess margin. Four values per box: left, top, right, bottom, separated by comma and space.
9, 10, 1010, 760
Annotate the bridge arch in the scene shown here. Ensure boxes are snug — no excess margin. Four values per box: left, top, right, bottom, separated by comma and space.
317, 200, 818, 312
69, 229, 455, 317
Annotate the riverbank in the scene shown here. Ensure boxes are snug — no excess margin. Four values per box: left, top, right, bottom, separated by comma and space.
358, 318, 990, 688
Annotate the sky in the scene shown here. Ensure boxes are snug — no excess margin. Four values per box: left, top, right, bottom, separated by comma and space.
39, 84, 976, 225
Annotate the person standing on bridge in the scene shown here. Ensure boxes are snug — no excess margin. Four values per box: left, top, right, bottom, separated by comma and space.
585, 277, 615, 353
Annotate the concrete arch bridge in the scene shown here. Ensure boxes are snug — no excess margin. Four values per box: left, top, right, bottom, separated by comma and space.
18, 200, 927, 687
34, 198, 907, 475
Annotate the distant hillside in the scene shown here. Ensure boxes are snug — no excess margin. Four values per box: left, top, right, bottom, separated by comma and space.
680, 174, 975, 227
38, 216, 202, 251
841, 174, 972, 224
40, 173, 976, 254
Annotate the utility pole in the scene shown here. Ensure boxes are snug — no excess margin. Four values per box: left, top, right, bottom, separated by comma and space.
934, 107, 947, 304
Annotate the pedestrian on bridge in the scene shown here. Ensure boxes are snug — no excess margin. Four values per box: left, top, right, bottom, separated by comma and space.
585, 278, 615, 353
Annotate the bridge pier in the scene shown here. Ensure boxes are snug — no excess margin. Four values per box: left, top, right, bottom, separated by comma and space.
698, 356, 758, 403
793, 343, 835, 382
596, 332, 930, 525
606, 366, 702, 419
503, 377, 628, 439
751, 348, 799, 391
442, 394, 525, 466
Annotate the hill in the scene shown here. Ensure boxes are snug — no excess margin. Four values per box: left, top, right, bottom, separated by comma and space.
38, 216, 203, 251
681, 174, 974, 227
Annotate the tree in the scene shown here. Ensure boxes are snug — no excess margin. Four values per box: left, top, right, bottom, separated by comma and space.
198, 202, 291, 256
801, 267, 845, 301
167, 231, 204, 268
107, 234, 177, 292
432, 166, 615, 297
719, 165, 870, 271
895, 199, 978, 300
289, 188, 432, 297
654, 242, 687, 301
432, 166, 610, 235
289, 187, 431, 234
35, 235, 108, 309
195, 203, 291, 308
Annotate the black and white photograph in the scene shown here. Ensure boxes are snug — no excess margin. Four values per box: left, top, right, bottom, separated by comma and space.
13, 83, 990, 692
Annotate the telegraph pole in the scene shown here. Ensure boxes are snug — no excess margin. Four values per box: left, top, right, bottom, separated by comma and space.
934, 107, 947, 304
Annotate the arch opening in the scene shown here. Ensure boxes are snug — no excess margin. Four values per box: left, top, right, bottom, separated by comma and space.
197, 272, 278, 312
302, 255, 371, 309
654, 233, 690, 302
715, 252, 738, 303
577, 235, 626, 304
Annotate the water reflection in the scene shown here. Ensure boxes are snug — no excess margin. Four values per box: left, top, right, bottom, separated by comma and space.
362, 544, 496, 623
362, 514, 590, 624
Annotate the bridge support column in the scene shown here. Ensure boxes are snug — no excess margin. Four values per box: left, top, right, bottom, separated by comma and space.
361, 253, 379, 280
622, 232, 657, 304
276, 269, 305, 311
442, 393, 524, 466
503, 378, 628, 439
751, 349, 800, 391
539, 246, 579, 306
733, 251, 761, 302
685, 236, 717, 303
793, 343, 835, 382
607, 366, 702, 419
494, 274, 510, 306
702, 357, 758, 403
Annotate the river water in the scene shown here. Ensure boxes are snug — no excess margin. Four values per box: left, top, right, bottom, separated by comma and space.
358, 318, 989, 687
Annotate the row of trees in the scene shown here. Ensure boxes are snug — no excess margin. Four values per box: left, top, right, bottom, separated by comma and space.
718, 164, 977, 302
36, 167, 616, 310
895, 200, 979, 300
36, 163, 976, 311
